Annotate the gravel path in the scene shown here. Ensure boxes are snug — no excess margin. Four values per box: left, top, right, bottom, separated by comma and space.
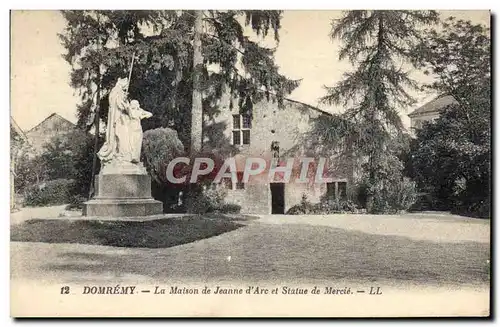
256, 213, 490, 244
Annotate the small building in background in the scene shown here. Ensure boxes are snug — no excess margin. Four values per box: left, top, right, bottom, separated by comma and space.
408, 95, 458, 130
25, 113, 77, 155
10, 113, 79, 209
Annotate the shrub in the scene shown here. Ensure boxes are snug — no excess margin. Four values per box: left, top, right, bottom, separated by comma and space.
24, 179, 75, 207
353, 182, 369, 209
142, 128, 185, 184
70, 131, 98, 198
287, 193, 358, 215
451, 188, 491, 219
286, 194, 316, 215
371, 178, 418, 214
409, 191, 451, 212
315, 198, 357, 214
37, 129, 97, 198
204, 187, 227, 208
185, 186, 229, 214
217, 203, 242, 214
184, 193, 214, 214
141, 128, 186, 212
65, 194, 88, 211
14, 155, 48, 194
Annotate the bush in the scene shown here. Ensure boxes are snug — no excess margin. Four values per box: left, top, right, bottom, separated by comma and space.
14, 155, 48, 194
286, 194, 316, 215
25, 179, 75, 207
450, 187, 491, 218
217, 203, 242, 214
65, 194, 88, 211
184, 194, 213, 214
184, 186, 241, 214
185, 186, 230, 214
409, 192, 450, 212
70, 131, 99, 198
353, 182, 369, 209
37, 129, 97, 198
315, 198, 357, 214
371, 178, 418, 214
286, 194, 357, 215
142, 128, 185, 184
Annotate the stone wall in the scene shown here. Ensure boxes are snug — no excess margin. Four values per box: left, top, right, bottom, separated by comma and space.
410, 111, 440, 130
207, 93, 351, 214
25, 113, 76, 154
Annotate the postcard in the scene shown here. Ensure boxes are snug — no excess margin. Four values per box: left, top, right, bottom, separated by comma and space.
10, 9, 491, 317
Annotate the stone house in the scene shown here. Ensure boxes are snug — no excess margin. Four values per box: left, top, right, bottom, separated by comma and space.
11, 113, 79, 199
408, 95, 457, 130
25, 113, 77, 155
204, 93, 353, 214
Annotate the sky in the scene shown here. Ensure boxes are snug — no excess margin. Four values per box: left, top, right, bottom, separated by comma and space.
10, 10, 490, 131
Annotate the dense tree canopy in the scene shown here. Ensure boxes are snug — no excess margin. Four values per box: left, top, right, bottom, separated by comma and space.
411, 17, 490, 217
319, 10, 438, 212
59, 10, 299, 148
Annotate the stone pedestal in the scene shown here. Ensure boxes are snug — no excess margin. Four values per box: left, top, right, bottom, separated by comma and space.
83, 169, 163, 217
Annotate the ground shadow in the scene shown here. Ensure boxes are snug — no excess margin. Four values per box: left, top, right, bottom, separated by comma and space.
11, 221, 490, 286
11, 215, 247, 249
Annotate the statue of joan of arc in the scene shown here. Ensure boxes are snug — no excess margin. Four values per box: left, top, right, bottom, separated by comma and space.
97, 77, 152, 166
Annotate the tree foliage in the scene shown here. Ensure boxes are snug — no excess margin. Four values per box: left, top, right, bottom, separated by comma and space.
411, 17, 490, 217
319, 10, 438, 212
14, 154, 47, 193
142, 128, 185, 184
59, 10, 300, 148
13, 129, 96, 201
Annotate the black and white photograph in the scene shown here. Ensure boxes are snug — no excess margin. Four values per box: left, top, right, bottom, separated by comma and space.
9, 9, 491, 317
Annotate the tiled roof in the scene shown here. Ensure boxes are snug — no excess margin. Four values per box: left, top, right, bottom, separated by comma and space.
408, 95, 458, 118
26, 113, 76, 134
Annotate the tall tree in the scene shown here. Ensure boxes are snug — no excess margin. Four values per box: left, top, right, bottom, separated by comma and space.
411, 17, 491, 217
59, 10, 299, 153
191, 10, 204, 155
320, 10, 438, 212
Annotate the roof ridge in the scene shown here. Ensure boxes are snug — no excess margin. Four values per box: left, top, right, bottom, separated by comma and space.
282, 97, 334, 117
10, 116, 30, 144
26, 113, 76, 133
252, 88, 334, 117
408, 94, 457, 117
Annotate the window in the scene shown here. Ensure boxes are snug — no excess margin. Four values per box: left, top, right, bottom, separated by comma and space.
236, 181, 245, 190
236, 172, 245, 190
327, 183, 336, 199
222, 173, 245, 190
232, 114, 251, 145
271, 141, 280, 159
326, 182, 348, 200
223, 178, 233, 190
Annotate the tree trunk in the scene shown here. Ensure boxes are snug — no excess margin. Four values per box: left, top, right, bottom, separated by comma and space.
89, 12, 102, 200
190, 10, 204, 156
89, 70, 101, 199
366, 172, 374, 213
366, 149, 376, 213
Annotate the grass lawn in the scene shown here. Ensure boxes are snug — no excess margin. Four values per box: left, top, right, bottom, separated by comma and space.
10, 215, 490, 287
11, 215, 250, 248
